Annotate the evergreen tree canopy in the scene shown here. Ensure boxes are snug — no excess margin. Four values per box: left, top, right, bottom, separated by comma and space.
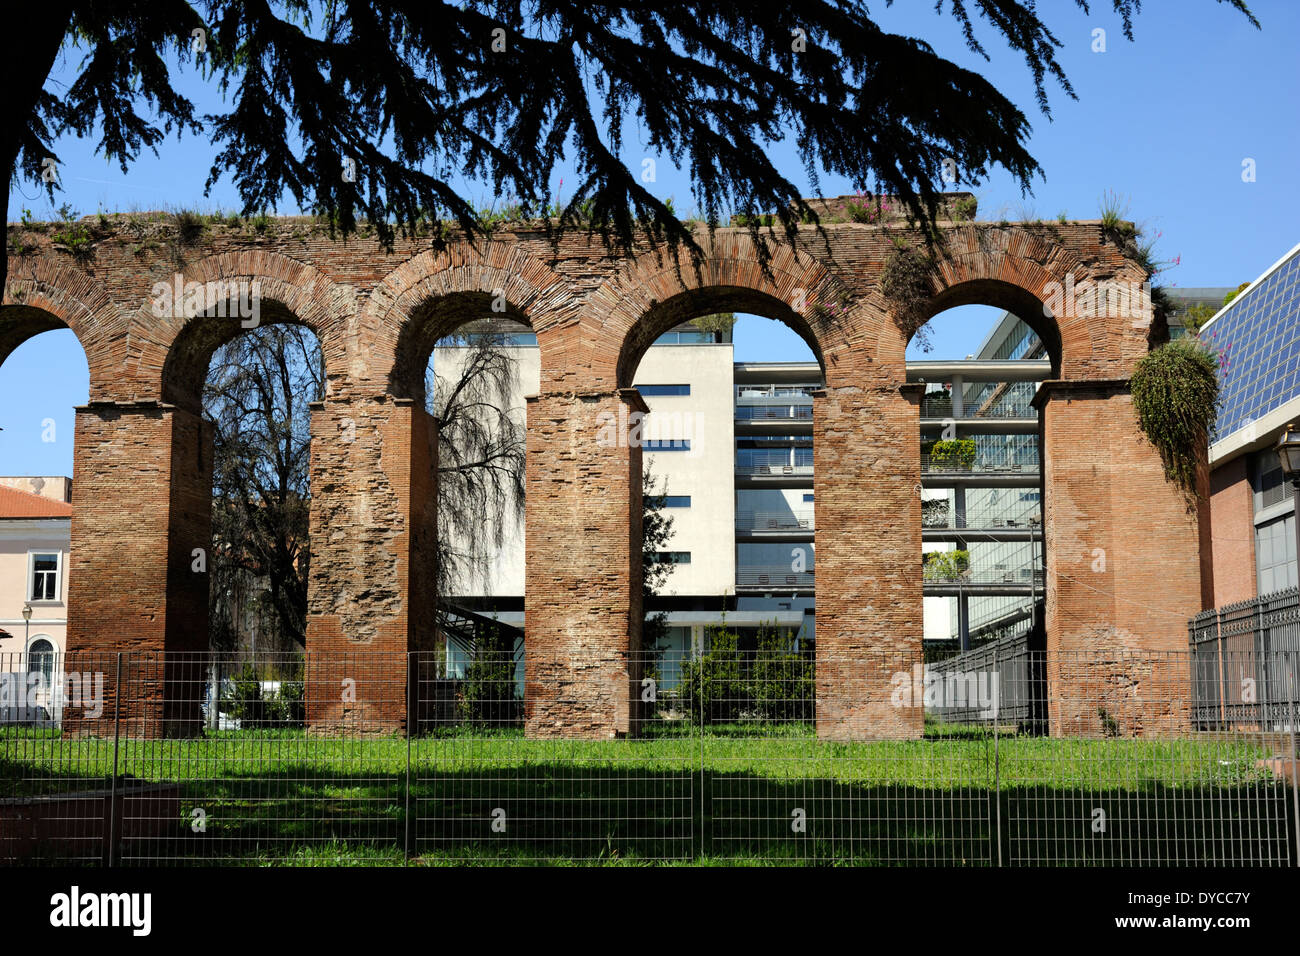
7, 0, 1258, 287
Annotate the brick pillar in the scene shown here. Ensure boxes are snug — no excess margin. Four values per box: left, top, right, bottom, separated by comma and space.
65, 402, 212, 737
1037, 380, 1207, 736
305, 397, 438, 732
812, 382, 925, 739
523, 389, 643, 738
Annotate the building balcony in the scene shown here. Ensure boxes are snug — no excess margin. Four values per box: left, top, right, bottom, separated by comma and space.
919, 416, 1039, 435
735, 508, 814, 531
735, 403, 813, 421
732, 555, 1045, 596
735, 509, 814, 541
735, 451, 814, 477
736, 565, 815, 591
921, 499, 1041, 534
922, 551, 1046, 596
921, 452, 1038, 477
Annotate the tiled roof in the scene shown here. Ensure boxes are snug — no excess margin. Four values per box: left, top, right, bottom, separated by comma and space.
0, 486, 72, 518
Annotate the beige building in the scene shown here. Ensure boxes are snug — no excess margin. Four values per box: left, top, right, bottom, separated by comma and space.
0, 477, 72, 718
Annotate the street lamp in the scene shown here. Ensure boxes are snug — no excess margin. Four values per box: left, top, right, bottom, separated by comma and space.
1274, 426, 1300, 588
21, 601, 32, 644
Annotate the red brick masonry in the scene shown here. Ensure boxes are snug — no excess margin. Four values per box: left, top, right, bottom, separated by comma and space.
2, 214, 1209, 737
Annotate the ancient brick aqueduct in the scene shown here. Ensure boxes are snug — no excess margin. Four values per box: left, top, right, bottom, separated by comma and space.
1, 208, 1210, 738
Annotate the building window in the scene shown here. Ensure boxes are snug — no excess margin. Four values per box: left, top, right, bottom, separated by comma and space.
636, 384, 691, 396
1255, 514, 1297, 595
662, 496, 692, 508
27, 637, 55, 686
644, 439, 691, 451
650, 551, 692, 564
1251, 448, 1295, 513
29, 552, 60, 602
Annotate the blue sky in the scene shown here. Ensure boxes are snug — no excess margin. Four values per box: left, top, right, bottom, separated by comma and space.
4, 0, 1297, 476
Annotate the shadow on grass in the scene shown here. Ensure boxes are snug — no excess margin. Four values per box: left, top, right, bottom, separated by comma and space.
2, 756, 1293, 866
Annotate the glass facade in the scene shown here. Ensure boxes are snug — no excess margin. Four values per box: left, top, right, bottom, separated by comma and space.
1202, 247, 1300, 442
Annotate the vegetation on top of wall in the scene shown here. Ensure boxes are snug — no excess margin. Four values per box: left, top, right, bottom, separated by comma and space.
1130, 338, 1219, 495
880, 240, 937, 352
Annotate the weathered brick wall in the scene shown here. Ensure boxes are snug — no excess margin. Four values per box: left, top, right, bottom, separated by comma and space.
811, 381, 926, 739
1037, 382, 1208, 736
64, 404, 211, 736
523, 389, 644, 738
1209, 457, 1256, 606
4, 212, 1205, 739
304, 398, 438, 732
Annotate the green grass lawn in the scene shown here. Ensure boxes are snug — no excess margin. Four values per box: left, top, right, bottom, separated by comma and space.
2, 723, 1293, 866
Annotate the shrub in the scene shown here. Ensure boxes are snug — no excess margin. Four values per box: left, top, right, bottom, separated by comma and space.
924, 549, 971, 581
925, 438, 976, 471
1130, 339, 1218, 494
219, 663, 303, 729
677, 626, 813, 725
845, 192, 892, 224
749, 627, 814, 721
678, 628, 747, 723
951, 195, 977, 222
457, 643, 521, 727
172, 208, 206, 244
50, 204, 96, 259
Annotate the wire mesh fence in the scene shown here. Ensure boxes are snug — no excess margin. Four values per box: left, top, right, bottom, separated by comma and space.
1, 646, 1296, 866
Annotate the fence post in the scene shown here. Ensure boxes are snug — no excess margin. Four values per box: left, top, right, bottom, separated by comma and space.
993, 644, 1002, 867
405, 651, 413, 865
106, 652, 122, 867
1290, 655, 1299, 867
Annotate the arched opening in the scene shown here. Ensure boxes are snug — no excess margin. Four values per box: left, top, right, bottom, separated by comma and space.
621, 294, 823, 727
909, 295, 1051, 727
26, 636, 55, 682
425, 314, 534, 722
162, 302, 326, 730
0, 308, 86, 685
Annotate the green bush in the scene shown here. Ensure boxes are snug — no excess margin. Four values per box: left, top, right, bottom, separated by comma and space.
925, 438, 976, 470
924, 549, 970, 581
458, 646, 521, 727
1130, 339, 1218, 493
750, 628, 814, 721
219, 663, 304, 729
678, 628, 747, 723
677, 626, 813, 725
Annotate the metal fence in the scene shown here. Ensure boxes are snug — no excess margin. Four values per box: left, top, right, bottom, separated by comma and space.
1190, 587, 1300, 731
1, 648, 1296, 866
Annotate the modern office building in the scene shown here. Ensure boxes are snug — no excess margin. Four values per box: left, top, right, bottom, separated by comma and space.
913, 310, 1047, 649
434, 308, 1056, 661
1201, 243, 1300, 606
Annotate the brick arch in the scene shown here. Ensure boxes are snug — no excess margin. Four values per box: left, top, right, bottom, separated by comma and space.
2, 257, 126, 400
127, 250, 352, 413
874, 227, 1147, 381
585, 235, 855, 390
364, 243, 577, 402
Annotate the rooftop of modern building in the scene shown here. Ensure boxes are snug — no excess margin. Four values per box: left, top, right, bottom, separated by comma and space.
1201, 241, 1300, 465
